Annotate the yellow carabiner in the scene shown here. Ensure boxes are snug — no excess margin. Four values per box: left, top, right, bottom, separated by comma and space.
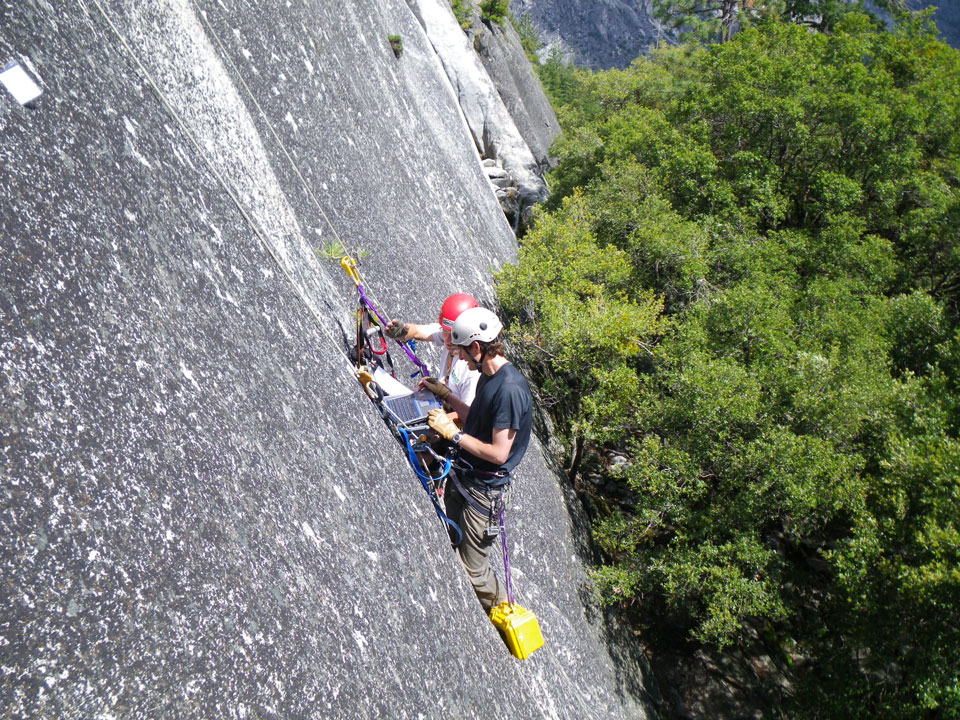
340, 255, 362, 287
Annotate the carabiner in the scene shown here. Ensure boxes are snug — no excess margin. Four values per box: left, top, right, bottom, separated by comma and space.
340, 256, 362, 287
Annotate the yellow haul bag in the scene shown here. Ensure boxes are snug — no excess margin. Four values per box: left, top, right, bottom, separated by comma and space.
489, 602, 544, 660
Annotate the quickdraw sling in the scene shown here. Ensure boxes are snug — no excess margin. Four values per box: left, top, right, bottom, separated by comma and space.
341, 256, 430, 379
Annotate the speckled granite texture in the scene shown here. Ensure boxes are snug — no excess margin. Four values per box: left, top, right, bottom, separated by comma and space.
0, 1, 653, 718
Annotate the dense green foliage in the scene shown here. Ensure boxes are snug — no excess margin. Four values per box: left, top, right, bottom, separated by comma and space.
654, 0, 913, 44
500, 13, 960, 717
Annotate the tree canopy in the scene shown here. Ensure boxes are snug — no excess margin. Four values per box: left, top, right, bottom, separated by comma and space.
654, 0, 915, 43
499, 12, 960, 717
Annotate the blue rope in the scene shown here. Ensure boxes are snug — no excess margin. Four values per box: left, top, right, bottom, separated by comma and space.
397, 427, 463, 546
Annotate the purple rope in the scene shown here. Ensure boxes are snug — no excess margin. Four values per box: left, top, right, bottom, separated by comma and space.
500, 506, 515, 605
356, 282, 430, 377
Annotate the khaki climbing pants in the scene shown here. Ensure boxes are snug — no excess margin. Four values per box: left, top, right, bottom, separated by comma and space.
444, 475, 506, 613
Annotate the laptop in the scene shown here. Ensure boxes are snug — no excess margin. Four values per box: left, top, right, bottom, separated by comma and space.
382, 389, 443, 428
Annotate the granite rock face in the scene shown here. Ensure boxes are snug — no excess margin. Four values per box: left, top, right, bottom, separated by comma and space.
0, 1, 653, 718
468, 11, 560, 231
468, 17, 559, 172
412, 0, 554, 230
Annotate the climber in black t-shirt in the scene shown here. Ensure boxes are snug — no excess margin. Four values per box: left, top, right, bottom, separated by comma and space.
427, 307, 533, 613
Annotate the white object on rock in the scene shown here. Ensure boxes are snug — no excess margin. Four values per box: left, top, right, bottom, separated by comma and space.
0, 62, 42, 105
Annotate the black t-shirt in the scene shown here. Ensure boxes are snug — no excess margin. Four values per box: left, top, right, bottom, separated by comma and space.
460, 362, 533, 484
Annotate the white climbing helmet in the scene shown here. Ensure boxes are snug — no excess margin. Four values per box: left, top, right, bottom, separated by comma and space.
451, 307, 503, 346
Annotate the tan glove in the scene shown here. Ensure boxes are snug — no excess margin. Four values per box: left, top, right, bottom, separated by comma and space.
428, 409, 459, 442
385, 320, 409, 342
422, 376, 451, 401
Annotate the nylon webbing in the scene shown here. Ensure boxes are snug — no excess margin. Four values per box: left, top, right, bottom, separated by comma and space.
447, 468, 504, 516
500, 507, 515, 605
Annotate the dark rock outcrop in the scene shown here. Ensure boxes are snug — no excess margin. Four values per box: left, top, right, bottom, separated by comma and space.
510, 0, 669, 69
0, 1, 651, 718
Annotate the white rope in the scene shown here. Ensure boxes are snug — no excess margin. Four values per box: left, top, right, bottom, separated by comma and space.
190, 0, 385, 307
91, 0, 350, 363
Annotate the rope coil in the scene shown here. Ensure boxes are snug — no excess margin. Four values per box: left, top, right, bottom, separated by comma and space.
397, 427, 463, 546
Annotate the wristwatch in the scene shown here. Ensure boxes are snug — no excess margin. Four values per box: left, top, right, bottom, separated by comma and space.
452, 431, 464, 445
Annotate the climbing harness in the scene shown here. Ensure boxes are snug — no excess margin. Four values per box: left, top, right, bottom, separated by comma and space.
446, 456, 510, 539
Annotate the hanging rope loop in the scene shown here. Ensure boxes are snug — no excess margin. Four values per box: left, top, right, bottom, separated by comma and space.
397, 427, 463, 546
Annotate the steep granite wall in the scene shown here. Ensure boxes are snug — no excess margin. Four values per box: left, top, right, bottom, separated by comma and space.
411, 0, 553, 229
469, 16, 559, 171
0, 1, 652, 718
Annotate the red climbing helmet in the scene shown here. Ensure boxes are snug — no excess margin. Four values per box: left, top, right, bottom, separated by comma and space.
438, 293, 479, 329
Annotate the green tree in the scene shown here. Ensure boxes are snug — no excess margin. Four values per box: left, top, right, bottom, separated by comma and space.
450, 0, 472, 30
479, 0, 508, 26
654, 0, 766, 43
513, 13, 542, 63
498, 12, 960, 717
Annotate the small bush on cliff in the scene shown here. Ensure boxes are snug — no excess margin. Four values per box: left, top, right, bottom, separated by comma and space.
314, 237, 369, 261
479, 0, 508, 27
387, 34, 403, 58
450, 0, 472, 30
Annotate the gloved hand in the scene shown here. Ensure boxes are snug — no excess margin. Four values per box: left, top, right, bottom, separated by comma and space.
421, 376, 451, 401
428, 409, 459, 441
385, 320, 409, 342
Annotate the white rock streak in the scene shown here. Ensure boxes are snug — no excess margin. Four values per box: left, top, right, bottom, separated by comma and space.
412, 0, 546, 200
122, 0, 313, 286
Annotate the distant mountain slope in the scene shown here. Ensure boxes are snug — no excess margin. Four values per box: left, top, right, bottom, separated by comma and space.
509, 0, 670, 69
510, 0, 959, 69
906, 1, 960, 46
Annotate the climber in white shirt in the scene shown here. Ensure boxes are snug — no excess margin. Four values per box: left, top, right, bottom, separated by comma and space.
384, 293, 481, 418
